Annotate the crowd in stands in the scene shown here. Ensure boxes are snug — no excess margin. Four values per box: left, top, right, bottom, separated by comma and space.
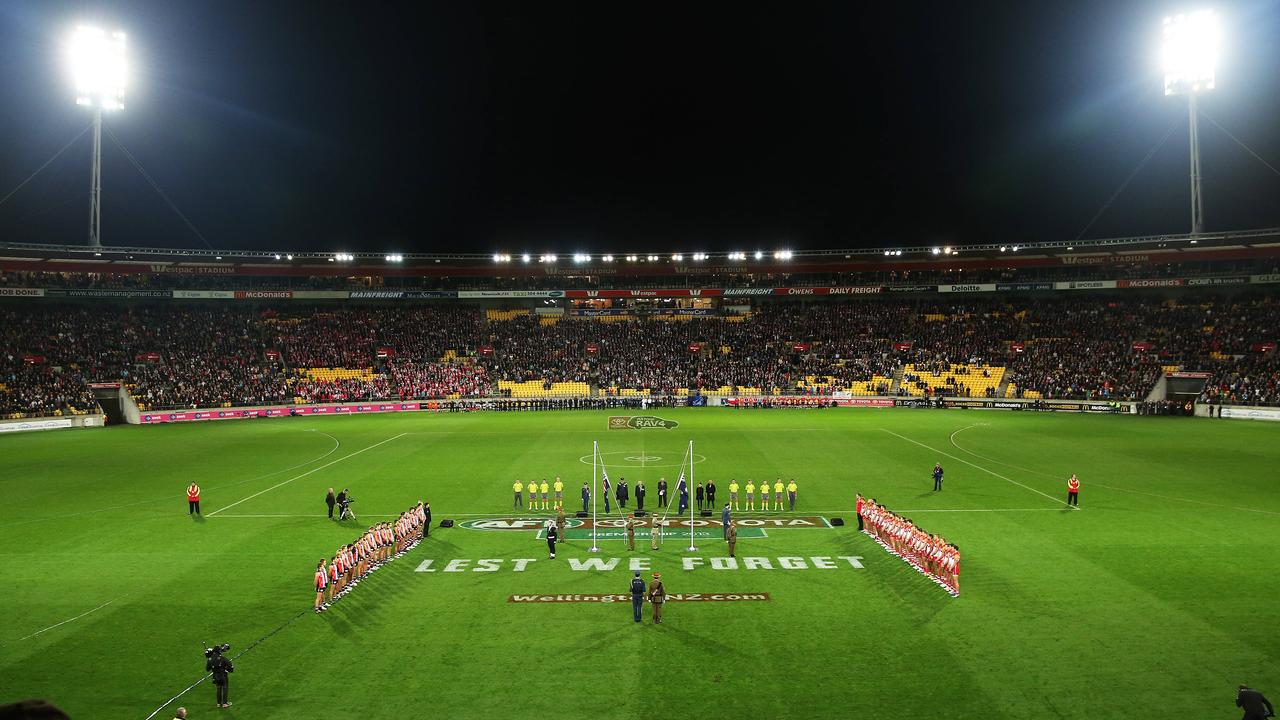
1, 257, 1275, 293
1, 295, 1278, 416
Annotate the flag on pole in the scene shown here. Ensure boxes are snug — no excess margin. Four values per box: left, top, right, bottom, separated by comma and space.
675, 470, 686, 494
603, 471, 611, 494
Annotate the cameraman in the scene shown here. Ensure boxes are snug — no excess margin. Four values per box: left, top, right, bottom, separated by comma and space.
206, 648, 234, 708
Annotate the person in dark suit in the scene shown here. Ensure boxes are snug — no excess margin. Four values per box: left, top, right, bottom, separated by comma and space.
695, 483, 705, 512
634, 481, 646, 511
325, 488, 336, 519
657, 479, 668, 509
581, 483, 590, 514
422, 501, 432, 537
1237, 685, 1275, 720
706, 480, 717, 510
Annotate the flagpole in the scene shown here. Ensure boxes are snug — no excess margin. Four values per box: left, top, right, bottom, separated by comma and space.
590, 440, 600, 553
687, 439, 697, 552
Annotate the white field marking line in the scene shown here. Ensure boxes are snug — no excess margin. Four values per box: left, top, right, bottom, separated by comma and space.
0, 430, 341, 530
948, 424, 1280, 518
209, 508, 1056, 520
207, 433, 407, 517
880, 426, 1075, 509
7, 597, 118, 644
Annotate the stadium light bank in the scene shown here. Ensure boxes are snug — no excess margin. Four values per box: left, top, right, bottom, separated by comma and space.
67, 25, 127, 248
1162, 9, 1219, 235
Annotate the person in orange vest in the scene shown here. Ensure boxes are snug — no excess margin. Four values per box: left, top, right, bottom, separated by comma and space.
187, 483, 201, 515
1066, 474, 1080, 507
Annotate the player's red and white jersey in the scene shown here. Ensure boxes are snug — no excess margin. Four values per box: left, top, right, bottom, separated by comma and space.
315, 569, 327, 590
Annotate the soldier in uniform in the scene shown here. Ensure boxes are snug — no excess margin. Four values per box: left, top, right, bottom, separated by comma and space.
625, 513, 637, 551
630, 571, 646, 623
647, 573, 666, 624
726, 520, 738, 558
721, 503, 731, 540
650, 518, 662, 550
555, 503, 567, 544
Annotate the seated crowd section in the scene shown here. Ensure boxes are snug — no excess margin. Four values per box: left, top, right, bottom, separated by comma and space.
1, 296, 1277, 417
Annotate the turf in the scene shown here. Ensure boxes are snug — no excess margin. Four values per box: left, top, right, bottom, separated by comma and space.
2, 408, 1278, 719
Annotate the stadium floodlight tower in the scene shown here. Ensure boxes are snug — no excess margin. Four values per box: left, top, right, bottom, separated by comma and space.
68, 25, 127, 248
1162, 10, 1219, 235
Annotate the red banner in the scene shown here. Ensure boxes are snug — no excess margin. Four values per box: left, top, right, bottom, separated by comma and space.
1117, 279, 1186, 288
688, 342, 704, 353
135, 352, 161, 362
22, 354, 45, 365
1252, 342, 1276, 353
893, 342, 913, 351
140, 402, 424, 424
791, 343, 811, 352
377, 347, 397, 358
1010, 342, 1025, 353
586, 343, 600, 355
1132, 342, 1153, 351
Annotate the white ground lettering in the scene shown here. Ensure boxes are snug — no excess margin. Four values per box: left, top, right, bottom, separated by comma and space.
413, 557, 864, 572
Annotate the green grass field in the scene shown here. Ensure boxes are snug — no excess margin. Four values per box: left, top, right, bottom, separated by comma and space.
2, 408, 1278, 719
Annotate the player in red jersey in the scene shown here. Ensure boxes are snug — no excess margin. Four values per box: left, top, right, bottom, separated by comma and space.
314, 559, 328, 612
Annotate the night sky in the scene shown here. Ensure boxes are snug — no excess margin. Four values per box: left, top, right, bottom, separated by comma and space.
1, 0, 1279, 254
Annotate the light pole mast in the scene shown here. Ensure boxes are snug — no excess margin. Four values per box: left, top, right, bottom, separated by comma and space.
1162, 10, 1218, 236
1187, 93, 1204, 235
89, 108, 102, 247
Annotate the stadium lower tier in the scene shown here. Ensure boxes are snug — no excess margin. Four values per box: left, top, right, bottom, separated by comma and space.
1, 296, 1277, 417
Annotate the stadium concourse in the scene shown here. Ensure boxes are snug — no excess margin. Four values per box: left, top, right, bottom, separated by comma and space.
1, 292, 1279, 419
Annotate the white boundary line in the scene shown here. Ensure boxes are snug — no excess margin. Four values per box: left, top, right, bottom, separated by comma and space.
210, 507, 1057, 519
948, 424, 1280, 518
207, 433, 407, 517
880, 427, 1075, 509
8, 598, 118, 644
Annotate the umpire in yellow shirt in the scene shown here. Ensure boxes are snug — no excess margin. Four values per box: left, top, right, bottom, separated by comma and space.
539, 480, 550, 511
553, 477, 564, 507
786, 480, 798, 510
773, 480, 784, 510
512, 480, 524, 509
728, 479, 740, 511
745, 480, 756, 511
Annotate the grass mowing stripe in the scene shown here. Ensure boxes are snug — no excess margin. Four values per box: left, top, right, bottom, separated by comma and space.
880, 426, 1073, 508
7, 598, 119, 644
142, 610, 309, 720
207, 432, 406, 516
948, 423, 1280, 518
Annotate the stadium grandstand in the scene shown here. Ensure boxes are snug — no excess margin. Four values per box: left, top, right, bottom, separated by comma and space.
2, 232, 1278, 420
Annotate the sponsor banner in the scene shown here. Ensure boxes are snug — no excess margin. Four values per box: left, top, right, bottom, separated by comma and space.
457, 290, 566, 298
721, 288, 775, 296
895, 398, 937, 408
1052, 280, 1117, 290
547, 527, 766, 541
563, 289, 720, 298
1060, 253, 1155, 266
149, 264, 236, 275
139, 402, 423, 424
884, 284, 937, 293
291, 290, 350, 299
608, 415, 679, 430
1116, 278, 1186, 288
88, 382, 121, 389
234, 290, 293, 299
1186, 276, 1249, 286
1250, 274, 1280, 285
938, 283, 997, 293
1221, 406, 1280, 421
405, 290, 459, 298
460, 516, 830, 532
837, 397, 894, 408
349, 290, 407, 299
509, 593, 771, 603
570, 308, 717, 317
0, 287, 44, 297
1167, 371, 1211, 379
770, 286, 883, 296
0, 418, 75, 433
64, 289, 172, 298
174, 290, 235, 299
995, 282, 1053, 291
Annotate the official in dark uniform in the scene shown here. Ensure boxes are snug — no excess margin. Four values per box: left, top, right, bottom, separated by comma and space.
325, 488, 336, 519
423, 501, 432, 537
615, 481, 626, 510
706, 480, 717, 509
933, 463, 944, 492
1237, 684, 1275, 720
635, 481, 646, 511
629, 571, 646, 623
657, 478, 668, 509
546, 521, 559, 559
581, 483, 590, 514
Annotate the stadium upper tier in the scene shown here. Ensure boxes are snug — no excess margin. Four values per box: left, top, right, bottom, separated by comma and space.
1, 298, 1277, 417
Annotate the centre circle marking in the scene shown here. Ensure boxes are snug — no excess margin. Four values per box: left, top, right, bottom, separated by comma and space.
577, 451, 707, 468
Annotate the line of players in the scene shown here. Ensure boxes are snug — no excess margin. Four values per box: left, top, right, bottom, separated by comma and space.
512, 476, 801, 512
856, 494, 960, 596
313, 500, 428, 612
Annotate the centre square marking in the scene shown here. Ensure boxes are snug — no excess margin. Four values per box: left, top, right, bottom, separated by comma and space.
509, 592, 771, 603
576, 450, 707, 468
